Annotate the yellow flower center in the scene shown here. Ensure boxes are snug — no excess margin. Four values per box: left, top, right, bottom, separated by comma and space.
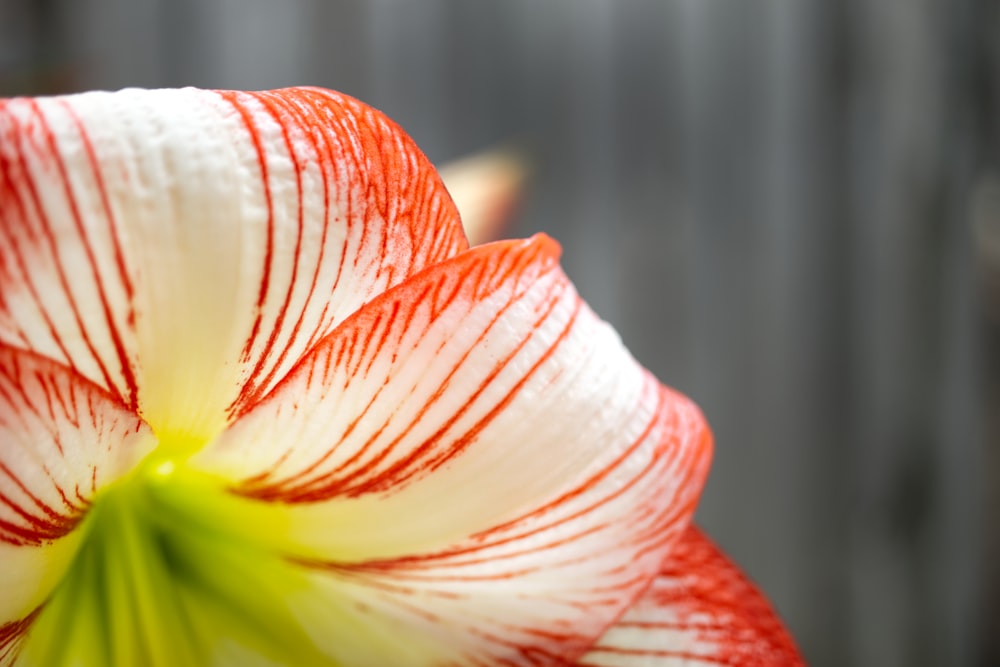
18, 450, 338, 667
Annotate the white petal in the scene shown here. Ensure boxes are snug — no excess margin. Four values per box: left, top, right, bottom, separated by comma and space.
195, 235, 713, 663
0, 88, 466, 445
579, 526, 804, 667
0, 344, 154, 653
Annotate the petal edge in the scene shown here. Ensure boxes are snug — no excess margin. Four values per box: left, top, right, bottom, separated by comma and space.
580, 525, 804, 667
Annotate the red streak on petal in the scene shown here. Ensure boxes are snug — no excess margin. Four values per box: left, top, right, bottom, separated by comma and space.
216, 91, 276, 367
59, 102, 139, 406
0, 122, 74, 362
0, 344, 141, 546
580, 526, 804, 667
245, 91, 340, 400
19, 100, 137, 407
1, 104, 90, 377
0, 607, 41, 663
225, 91, 308, 412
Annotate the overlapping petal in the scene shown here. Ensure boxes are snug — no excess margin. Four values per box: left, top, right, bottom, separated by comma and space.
0, 343, 154, 660
0, 88, 466, 445
192, 235, 713, 664
580, 526, 804, 667
0, 85, 800, 667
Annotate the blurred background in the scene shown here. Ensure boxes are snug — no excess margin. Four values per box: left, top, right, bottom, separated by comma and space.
1, 0, 997, 665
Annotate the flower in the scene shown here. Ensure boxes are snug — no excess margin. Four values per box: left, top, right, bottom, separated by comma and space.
0, 87, 802, 666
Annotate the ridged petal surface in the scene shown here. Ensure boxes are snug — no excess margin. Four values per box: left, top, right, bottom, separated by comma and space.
194, 236, 713, 665
0, 87, 466, 444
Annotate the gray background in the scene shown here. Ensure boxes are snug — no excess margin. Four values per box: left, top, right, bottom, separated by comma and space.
2, 1, 997, 665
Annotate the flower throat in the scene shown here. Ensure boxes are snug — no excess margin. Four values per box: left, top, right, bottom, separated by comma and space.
18, 457, 338, 667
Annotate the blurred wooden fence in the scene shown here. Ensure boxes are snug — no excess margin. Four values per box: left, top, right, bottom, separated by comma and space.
2, 1, 997, 665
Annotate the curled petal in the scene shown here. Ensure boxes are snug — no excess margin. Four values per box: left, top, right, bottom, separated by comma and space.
0, 344, 153, 657
579, 526, 804, 667
0, 87, 466, 445
194, 235, 712, 664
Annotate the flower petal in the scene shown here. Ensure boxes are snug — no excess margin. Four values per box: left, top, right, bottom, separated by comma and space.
0, 87, 466, 444
579, 525, 804, 667
194, 235, 712, 664
0, 343, 154, 659
0, 610, 38, 667
439, 148, 527, 245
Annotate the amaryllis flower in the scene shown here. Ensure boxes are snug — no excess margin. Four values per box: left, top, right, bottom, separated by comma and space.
0, 87, 803, 666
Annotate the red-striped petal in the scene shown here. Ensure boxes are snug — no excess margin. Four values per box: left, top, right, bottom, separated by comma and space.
193, 235, 713, 665
0, 609, 38, 667
0, 87, 466, 445
579, 525, 805, 667
0, 343, 153, 657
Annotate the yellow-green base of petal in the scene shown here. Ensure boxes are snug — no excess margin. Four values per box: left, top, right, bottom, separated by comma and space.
17, 460, 340, 667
